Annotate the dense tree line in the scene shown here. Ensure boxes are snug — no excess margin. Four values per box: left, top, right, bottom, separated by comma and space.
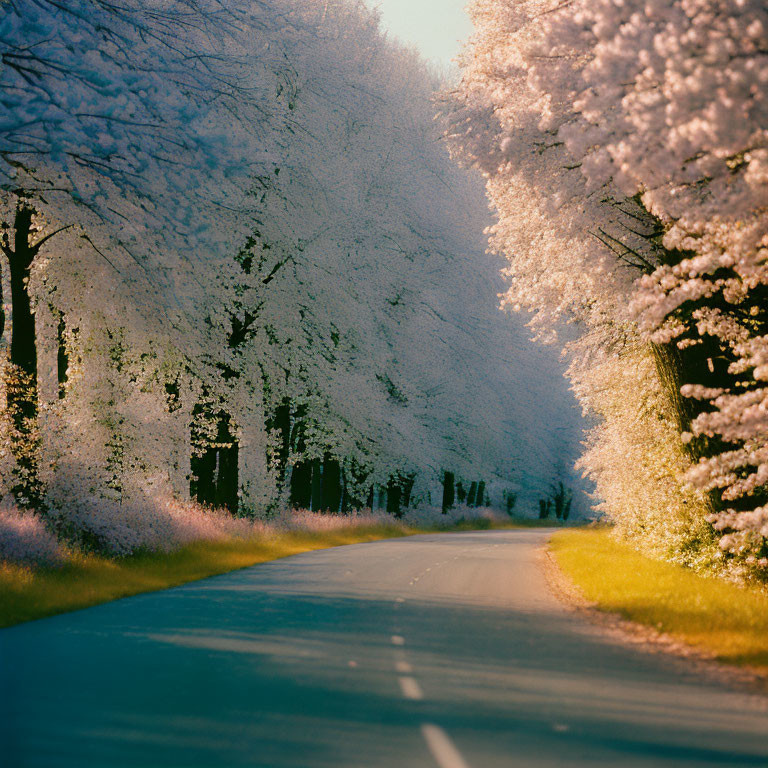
0, 0, 582, 553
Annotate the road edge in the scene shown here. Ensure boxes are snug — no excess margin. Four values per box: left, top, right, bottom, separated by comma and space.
538, 538, 768, 696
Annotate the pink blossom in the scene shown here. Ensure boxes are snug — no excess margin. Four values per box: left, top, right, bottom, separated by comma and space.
0, 499, 63, 566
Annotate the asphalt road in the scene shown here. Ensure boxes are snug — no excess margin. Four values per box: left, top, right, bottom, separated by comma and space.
2, 529, 767, 767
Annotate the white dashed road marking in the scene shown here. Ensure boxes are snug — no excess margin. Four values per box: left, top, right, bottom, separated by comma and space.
391, 635, 405, 646
421, 724, 471, 768
398, 676, 424, 700
395, 660, 413, 674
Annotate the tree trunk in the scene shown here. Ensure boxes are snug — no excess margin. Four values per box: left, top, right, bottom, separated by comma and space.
401, 473, 416, 509
321, 455, 341, 512
190, 447, 217, 505
310, 458, 323, 511
651, 342, 692, 434
266, 398, 291, 489
0, 260, 4, 342
476, 481, 486, 508
190, 407, 238, 513
290, 460, 312, 508
9, 207, 37, 382
386, 475, 402, 518
1, 202, 41, 507
56, 313, 68, 399
340, 467, 348, 513
442, 471, 455, 513
215, 415, 239, 514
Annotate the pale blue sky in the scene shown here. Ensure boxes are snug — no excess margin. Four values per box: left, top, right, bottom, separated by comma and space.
369, 0, 473, 67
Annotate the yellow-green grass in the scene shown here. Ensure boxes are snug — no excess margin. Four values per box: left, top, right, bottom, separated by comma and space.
550, 527, 768, 675
0, 526, 411, 629
0, 516, 547, 629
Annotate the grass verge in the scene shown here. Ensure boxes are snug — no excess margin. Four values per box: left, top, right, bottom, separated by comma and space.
550, 527, 768, 676
0, 516, 546, 629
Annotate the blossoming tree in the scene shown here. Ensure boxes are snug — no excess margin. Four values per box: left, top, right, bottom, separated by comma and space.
447, 0, 767, 572
0, 0, 584, 554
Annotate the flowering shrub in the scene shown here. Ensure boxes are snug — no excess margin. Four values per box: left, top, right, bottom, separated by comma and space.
0, 499, 63, 566
0, 492, 515, 566
48, 493, 256, 557
401, 505, 507, 529
270, 505, 508, 534
272, 508, 399, 533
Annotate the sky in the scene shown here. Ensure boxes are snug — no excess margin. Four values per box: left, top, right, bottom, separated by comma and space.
370, 0, 473, 68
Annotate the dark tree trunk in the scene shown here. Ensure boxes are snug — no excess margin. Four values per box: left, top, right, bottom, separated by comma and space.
190, 407, 239, 513
1, 202, 43, 507
553, 482, 565, 519
467, 481, 478, 507
266, 398, 291, 488
386, 475, 402, 518
0, 261, 4, 342
645, 226, 768, 514
651, 342, 690, 434
8, 205, 37, 382
288, 403, 313, 509
401, 473, 416, 509
442, 471, 455, 514
190, 448, 217, 505
56, 313, 68, 399
476, 481, 486, 508
321, 455, 341, 512
215, 415, 239, 514
652, 336, 746, 512
190, 402, 215, 505
310, 458, 323, 511
456, 481, 466, 504
340, 468, 348, 513
290, 460, 312, 508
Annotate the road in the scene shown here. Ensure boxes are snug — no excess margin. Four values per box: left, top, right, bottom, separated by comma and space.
2, 529, 767, 767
